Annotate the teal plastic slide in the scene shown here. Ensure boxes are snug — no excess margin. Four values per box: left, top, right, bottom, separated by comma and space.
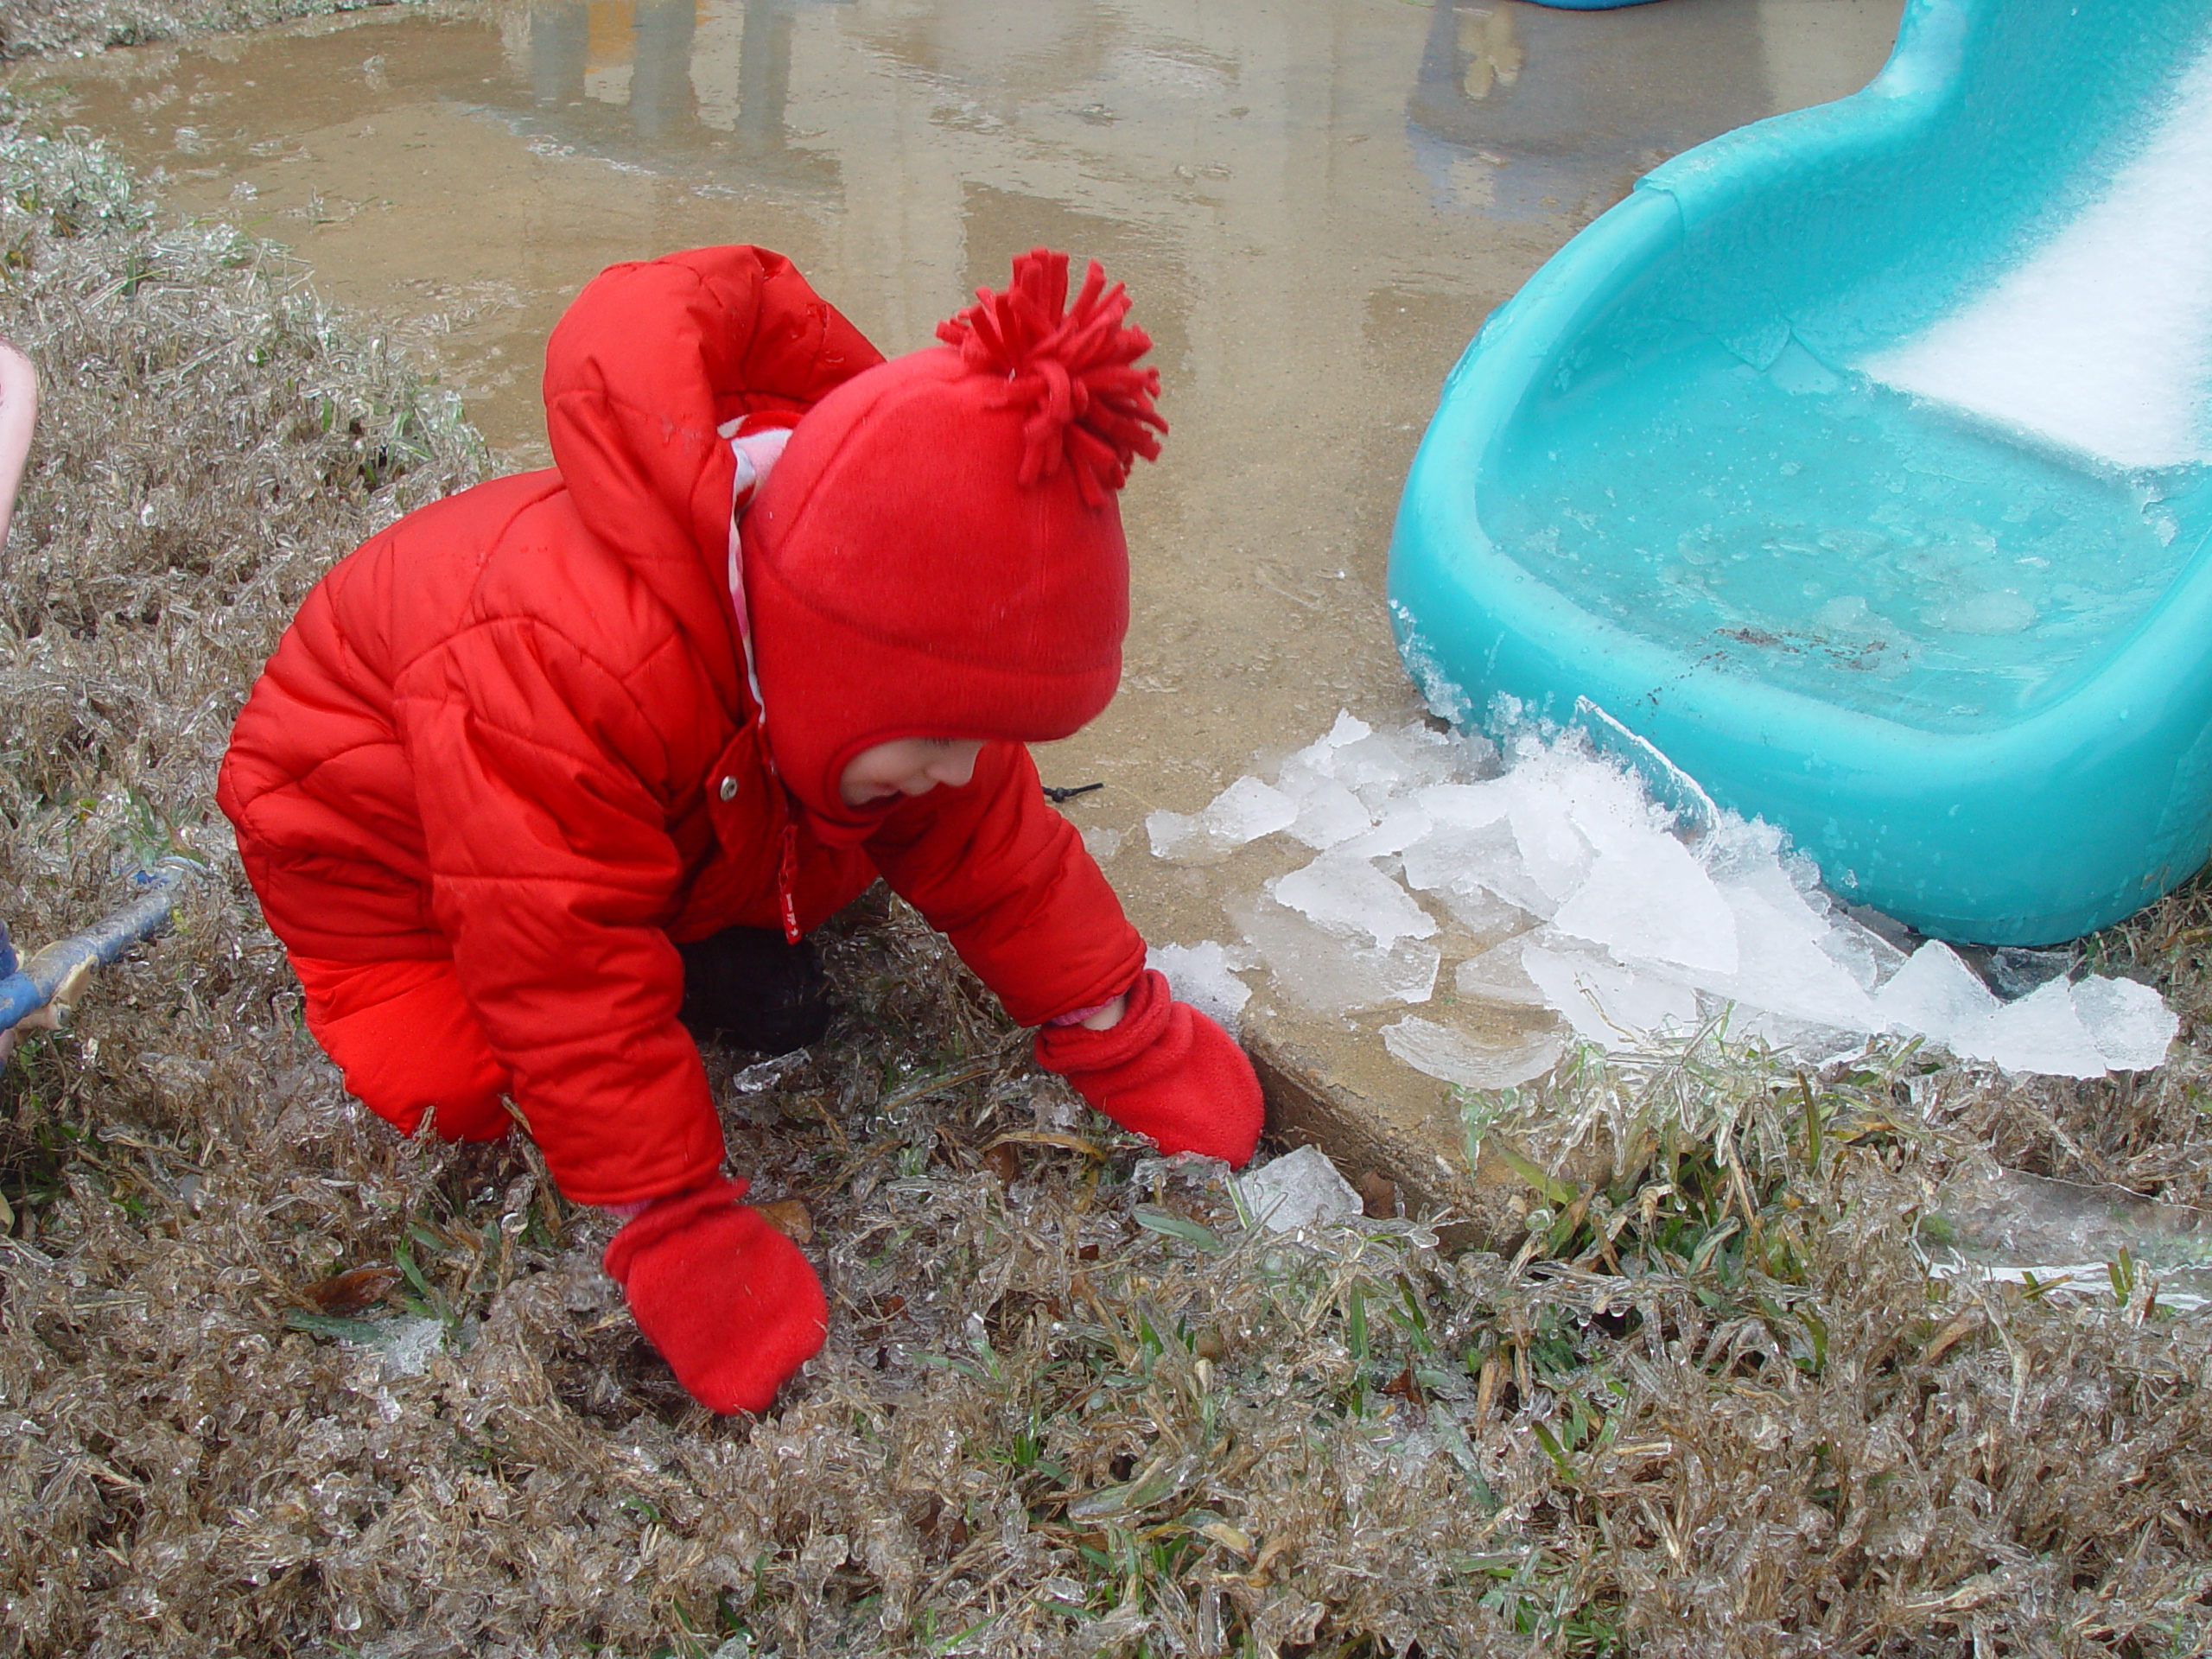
1389, 0, 2212, 944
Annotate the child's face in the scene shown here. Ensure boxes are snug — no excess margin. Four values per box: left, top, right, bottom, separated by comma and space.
837, 738, 987, 808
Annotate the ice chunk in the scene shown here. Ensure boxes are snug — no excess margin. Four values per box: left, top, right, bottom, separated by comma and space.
1679, 865, 1878, 1030
1080, 824, 1124, 862
1872, 942, 2000, 1055
1521, 937, 1700, 1042
1983, 977, 2107, 1079
1324, 709, 1373, 748
1412, 781, 1512, 832
1147, 940, 1255, 1028
1269, 854, 1439, 950
1382, 1014, 1566, 1092
2071, 975, 2178, 1071
1819, 913, 1909, 995
1336, 804, 1434, 861
1278, 774, 1373, 849
1235, 1144, 1363, 1233
1146, 808, 1211, 863
1554, 752, 1665, 858
1237, 894, 1440, 1014
1146, 778, 1297, 865
1503, 781, 1595, 906
1403, 817, 1554, 921
1453, 943, 1548, 1008
1203, 775, 1298, 846
1331, 727, 1461, 807
1552, 831, 1740, 976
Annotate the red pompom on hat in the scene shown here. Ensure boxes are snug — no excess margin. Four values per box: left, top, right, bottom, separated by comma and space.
743, 250, 1166, 832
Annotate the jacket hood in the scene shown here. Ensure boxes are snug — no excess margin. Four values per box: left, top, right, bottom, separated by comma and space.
542, 245, 883, 715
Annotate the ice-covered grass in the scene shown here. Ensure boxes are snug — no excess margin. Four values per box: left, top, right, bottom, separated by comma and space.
1148, 711, 2179, 1084
3, 57, 2212, 1659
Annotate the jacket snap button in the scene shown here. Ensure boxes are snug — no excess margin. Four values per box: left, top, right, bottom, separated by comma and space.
717, 775, 739, 803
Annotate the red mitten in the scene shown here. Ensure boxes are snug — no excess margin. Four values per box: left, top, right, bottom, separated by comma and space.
1035, 969, 1264, 1167
601, 1177, 827, 1414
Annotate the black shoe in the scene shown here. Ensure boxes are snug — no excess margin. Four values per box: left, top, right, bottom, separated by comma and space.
676, 927, 834, 1053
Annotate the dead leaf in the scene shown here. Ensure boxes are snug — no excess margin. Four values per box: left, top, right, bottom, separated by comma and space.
304, 1266, 398, 1314
757, 1198, 814, 1245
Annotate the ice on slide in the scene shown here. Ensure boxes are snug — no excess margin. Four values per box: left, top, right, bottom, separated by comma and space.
1863, 36, 2212, 470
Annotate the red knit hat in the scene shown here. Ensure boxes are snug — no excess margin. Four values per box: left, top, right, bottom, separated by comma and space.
742, 250, 1166, 832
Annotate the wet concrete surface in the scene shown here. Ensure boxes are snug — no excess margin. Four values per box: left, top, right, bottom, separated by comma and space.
21, 0, 1903, 1218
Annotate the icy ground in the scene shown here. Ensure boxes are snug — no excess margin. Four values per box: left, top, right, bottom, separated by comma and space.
1145, 711, 2177, 1087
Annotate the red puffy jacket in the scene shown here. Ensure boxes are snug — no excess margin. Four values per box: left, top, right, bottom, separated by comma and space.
218, 247, 1146, 1205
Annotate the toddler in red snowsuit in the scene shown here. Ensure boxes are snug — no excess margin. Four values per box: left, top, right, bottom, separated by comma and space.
218, 245, 1263, 1414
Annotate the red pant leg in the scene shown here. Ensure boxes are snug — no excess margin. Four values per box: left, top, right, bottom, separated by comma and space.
290, 956, 514, 1142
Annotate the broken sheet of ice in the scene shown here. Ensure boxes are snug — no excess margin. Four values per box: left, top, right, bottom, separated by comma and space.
1205, 776, 1298, 843
1873, 942, 2000, 1054
1403, 817, 1550, 925
1982, 978, 2108, 1079
1552, 830, 1739, 976
1453, 943, 1548, 1008
1235, 1143, 1363, 1233
1280, 773, 1374, 849
1237, 893, 1440, 1014
1269, 853, 1438, 950
1382, 1014, 1566, 1092
1522, 937, 1702, 1043
2072, 975, 2178, 1071
1146, 776, 1297, 864
1169, 708, 2178, 1078
1147, 940, 1255, 1028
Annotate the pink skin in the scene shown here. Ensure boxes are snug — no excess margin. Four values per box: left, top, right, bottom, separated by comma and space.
836, 737, 1127, 1031
0, 338, 40, 1061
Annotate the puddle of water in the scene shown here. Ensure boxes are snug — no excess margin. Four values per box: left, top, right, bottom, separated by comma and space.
22, 0, 1903, 1148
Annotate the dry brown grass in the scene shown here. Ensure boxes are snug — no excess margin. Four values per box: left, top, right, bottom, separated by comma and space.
0, 53, 2209, 1659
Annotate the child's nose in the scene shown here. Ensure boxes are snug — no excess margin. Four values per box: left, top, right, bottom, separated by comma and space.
928, 746, 982, 789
